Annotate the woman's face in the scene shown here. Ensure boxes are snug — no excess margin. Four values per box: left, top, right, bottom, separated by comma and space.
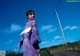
27, 12, 34, 20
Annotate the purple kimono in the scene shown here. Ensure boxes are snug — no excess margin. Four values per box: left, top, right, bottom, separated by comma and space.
18, 19, 41, 56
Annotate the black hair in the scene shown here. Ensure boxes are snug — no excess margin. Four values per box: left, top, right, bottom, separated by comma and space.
26, 10, 35, 16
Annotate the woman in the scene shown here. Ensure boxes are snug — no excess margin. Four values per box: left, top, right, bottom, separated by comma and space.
18, 10, 41, 56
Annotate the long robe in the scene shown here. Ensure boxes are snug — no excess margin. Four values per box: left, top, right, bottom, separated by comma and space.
18, 19, 41, 56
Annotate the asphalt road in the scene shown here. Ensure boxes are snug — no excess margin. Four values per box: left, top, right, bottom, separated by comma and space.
52, 50, 80, 56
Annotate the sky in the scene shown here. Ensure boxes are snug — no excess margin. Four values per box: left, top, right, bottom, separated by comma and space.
0, 0, 80, 51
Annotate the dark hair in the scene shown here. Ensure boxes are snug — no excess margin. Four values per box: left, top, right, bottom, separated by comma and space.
26, 10, 35, 16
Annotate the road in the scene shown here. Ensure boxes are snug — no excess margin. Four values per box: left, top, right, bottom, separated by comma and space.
52, 50, 80, 56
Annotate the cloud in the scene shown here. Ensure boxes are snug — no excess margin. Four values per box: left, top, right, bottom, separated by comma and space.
51, 36, 64, 42
13, 49, 18, 52
54, 36, 62, 39
0, 24, 23, 34
48, 29, 56, 33
51, 40, 55, 42
64, 26, 79, 31
5, 40, 13, 44
41, 25, 53, 31
52, 36, 63, 42
40, 41, 49, 44
41, 25, 56, 33
40, 42, 47, 44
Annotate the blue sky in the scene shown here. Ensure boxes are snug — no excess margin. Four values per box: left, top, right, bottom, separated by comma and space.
0, 0, 80, 51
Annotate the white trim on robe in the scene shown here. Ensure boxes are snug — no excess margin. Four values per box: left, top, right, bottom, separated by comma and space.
20, 27, 31, 35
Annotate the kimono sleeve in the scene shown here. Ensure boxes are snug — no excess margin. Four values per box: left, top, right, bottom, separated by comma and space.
18, 36, 24, 49
18, 22, 32, 49
32, 20, 41, 43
